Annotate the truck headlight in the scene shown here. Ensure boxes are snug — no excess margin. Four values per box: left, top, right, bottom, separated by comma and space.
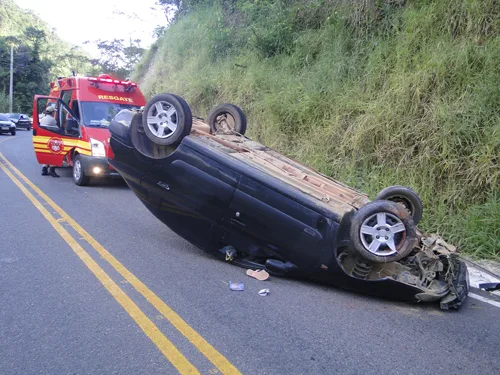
90, 138, 106, 157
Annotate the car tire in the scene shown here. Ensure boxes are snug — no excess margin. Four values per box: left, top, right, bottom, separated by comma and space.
349, 200, 417, 264
10, 129, 15, 136
375, 185, 423, 225
73, 155, 90, 186
142, 93, 192, 146
207, 104, 247, 135
27, 125, 31, 131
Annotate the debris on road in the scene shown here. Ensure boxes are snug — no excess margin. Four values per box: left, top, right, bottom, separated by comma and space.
229, 282, 245, 291
246, 269, 270, 281
221, 246, 237, 261
479, 283, 500, 292
258, 289, 270, 296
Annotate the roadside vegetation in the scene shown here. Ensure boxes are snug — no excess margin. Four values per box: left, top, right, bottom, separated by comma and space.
0, 0, 146, 113
134, 0, 499, 258
0, 0, 91, 113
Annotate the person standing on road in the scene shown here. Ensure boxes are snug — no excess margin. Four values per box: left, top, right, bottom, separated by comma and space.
40, 106, 60, 178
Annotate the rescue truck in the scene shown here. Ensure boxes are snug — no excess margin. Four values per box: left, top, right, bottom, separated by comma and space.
32, 74, 147, 185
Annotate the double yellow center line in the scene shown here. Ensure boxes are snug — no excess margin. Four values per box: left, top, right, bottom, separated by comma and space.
0, 150, 241, 375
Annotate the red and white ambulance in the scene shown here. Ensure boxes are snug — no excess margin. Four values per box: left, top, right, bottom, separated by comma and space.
32, 74, 146, 185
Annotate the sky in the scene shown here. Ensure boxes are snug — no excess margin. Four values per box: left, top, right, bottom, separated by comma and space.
14, 0, 167, 56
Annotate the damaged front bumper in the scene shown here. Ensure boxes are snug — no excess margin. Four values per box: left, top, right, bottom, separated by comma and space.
416, 236, 469, 309
339, 234, 470, 310
436, 256, 469, 310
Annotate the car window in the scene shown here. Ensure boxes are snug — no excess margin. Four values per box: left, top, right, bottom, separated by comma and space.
0, 114, 10, 121
7, 113, 20, 120
81, 101, 141, 127
61, 90, 72, 106
71, 100, 81, 120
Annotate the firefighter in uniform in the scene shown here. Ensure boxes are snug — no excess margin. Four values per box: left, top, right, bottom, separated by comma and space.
40, 106, 60, 177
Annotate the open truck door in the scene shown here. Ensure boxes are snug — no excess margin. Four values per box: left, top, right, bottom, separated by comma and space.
32, 95, 80, 167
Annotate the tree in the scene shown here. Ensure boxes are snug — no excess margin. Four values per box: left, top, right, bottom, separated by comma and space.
154, 0, 181, 22
0, 27, 54, 113
84, 38, 145, 79
24, 26, 46, 58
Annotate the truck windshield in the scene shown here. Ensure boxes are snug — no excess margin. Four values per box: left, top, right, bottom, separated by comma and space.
81, 101, 141, 127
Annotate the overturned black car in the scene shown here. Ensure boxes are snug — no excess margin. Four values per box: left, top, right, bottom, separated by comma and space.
108, 93, 469, 310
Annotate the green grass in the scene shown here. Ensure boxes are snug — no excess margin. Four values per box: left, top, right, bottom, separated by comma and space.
133, 0, 500, 259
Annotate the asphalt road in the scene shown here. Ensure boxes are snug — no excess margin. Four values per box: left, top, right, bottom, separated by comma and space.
1, 131, 499, 375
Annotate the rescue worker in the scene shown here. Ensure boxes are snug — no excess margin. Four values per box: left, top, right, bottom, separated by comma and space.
40, 106, 56, 127
40, 106, 60, 178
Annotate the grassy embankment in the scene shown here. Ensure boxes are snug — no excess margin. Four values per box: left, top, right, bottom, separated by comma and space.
134, 0, 500, 258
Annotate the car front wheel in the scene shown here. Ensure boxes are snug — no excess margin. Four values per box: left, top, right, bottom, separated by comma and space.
375, 185, 423, 225
73, 155, 90, 186
10, 129, 15, 136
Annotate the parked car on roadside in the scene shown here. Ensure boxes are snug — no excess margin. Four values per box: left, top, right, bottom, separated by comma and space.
0, 113, 16, 135
7, 113, 31, 131
108, 93, 469, 310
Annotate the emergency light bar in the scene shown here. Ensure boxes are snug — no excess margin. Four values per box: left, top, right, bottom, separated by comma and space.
87, 77, 137, 87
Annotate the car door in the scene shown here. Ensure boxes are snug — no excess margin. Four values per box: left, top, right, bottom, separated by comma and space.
32, 95, 79, 166
141, 144, 240, 251
221, 176, 327, 269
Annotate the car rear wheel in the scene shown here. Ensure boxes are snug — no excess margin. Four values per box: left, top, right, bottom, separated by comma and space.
73, 155, 90, 186
143, 93, 192, 146
375, 185, 423, 225
207, 104, 247, 135
350, 200, 417, 263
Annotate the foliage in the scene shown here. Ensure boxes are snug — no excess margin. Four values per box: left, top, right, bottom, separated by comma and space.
135, 0, 500, 258
84, 38, 145, 79
0, 29, 52, 113
0, 90, 8, 112
0, 0, 92, 113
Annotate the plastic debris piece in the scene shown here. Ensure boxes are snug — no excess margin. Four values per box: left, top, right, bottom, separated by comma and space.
246, 269, 270, 281
229, 282, 245, 291
258, 289, 270, 296
220, 246, 237, 261
478, 282, 500, 291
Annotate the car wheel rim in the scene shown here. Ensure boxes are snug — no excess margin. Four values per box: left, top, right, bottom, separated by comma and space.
146, 101, 178, 139
74, 160, 81, 181
215, 113, 236, 132
359, 212, 406, 256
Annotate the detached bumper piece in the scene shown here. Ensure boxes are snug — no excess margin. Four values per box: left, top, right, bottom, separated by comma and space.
479, 282, 500, 292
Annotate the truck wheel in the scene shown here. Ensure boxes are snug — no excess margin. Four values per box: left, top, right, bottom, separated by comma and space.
207, 104, 247, 135
73, 155, 90, 186
375, 185, 423, 225
350, 200, 417, 264
143, 93, 192, 146
10, 129, 15, 136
